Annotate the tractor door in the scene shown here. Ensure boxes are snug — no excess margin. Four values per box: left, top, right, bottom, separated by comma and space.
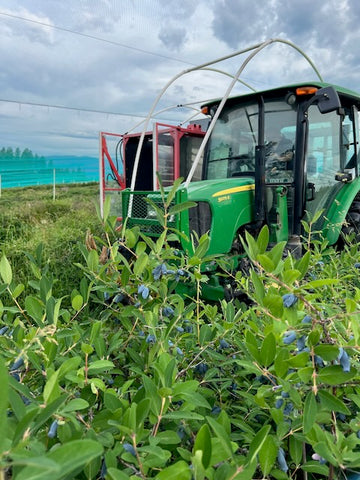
304, 105, 356, 226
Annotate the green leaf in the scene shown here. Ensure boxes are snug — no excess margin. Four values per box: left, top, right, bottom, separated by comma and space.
303, 391, 317, 434
58, 356, 82, 380
274, 348, 290, 378
258, 434, 277, 476
260, 332, 276, 367
263, 294, 283, 317
193, 235, 210, 259
193, 424, 212, 469
0, 357, 8, 452
12, 283, 25, 298
0, 255, 12, 284
61, 398, 89, 413
296, 251, 310, 279
155, 460, 191, 480
13, 457, 60, 480
317, 365, 356, 385
155, 430, 181, 445
43, 371, 60, 404
257, 225, 269, 254
46, 439, 103, 480
303, 278, 340, 289
313, 345, 340, 361
87, 249, 99, 271
133, 251, 149, 276
71, 294, 83, 312
207, 416, 234, 460
165, 177, 183, 207
301, 461, 329, 476
248, 425, 271, 463
257, 254, 275, 272
31, 394, 67, 434
317, 390, 350, 414
87, 360, 114, 375
25, 295, 44, 326
250, 269, 265, 303
168, 201, 197, 216
106, 468, 131, 480
268, 241, 286, 265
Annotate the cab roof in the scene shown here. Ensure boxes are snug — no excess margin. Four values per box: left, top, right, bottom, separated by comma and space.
203, 82, 360, 109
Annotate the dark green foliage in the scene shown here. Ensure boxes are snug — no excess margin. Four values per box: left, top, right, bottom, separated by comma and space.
1, 189, 360, 478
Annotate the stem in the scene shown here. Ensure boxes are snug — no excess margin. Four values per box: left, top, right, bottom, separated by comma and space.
152, 396, 166, 437
131, 434, 146, 479
84, 353, 88, 385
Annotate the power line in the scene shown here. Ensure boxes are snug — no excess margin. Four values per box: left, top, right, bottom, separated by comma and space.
0, 11, 194, 66
0, 97, 152, 118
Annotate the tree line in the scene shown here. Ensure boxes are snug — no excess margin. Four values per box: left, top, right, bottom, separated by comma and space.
0, 147, 45, 161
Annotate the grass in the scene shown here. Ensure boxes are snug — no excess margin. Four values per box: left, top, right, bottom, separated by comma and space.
0, 182, 104, 298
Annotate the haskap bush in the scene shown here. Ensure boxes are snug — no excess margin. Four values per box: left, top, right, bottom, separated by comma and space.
0, 190, 360, 479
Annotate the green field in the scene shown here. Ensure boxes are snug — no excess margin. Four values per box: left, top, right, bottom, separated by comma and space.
0, 183, 103, 298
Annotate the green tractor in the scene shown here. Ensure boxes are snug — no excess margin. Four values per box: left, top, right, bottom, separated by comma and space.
120, 40, 360, 300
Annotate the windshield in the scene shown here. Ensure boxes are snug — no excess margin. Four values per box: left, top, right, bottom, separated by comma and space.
205, 97, 298, 182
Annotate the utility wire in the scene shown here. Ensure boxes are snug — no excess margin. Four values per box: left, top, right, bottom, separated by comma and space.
0, 11, 195, 66
0, 97, 146, 118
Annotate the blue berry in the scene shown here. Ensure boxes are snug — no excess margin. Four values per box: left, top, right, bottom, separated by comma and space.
211, 406, 221, 415
283, 402, 294, 415
282, 293, 298, 308
123, 442, 136, 457
113, 293, 125, 303
10, 358, 24, 371
219, 339, 230, 349
195, 363, 208, 375
338, 348, 351, 372
275, 398, 284, 409
176, 326, 184, 333
302, 315, 312, 324
47, 420, 58, 438
297, 335, 306, 351
145, 334, 156, 344
162, 306, 174, 317
283, 331, 297, 345
0, 326, 9, 335
175, 347, 184, 356
277, 447, 289, 472
137, 284, 149, 300
277, 448, 288, 472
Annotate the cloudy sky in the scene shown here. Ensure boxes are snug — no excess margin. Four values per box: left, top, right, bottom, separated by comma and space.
1, 0, 360, 157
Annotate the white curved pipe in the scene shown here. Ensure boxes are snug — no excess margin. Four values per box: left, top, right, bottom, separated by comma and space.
129, 38, 323, 192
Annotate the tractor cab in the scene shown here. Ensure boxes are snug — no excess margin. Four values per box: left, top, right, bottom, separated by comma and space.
202, 83, 360, 248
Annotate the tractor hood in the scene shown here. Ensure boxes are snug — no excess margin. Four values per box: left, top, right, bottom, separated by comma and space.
186, 176, 255, 201
183, 177, 255, 255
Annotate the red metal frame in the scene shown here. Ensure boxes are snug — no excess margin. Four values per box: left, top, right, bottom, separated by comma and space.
99, 123, 206, 217
154, 123, 205, 189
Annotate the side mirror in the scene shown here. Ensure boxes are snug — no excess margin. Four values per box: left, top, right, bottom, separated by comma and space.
314, 86, 341, 114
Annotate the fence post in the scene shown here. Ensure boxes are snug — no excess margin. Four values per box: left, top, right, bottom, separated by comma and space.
53, 169, 56, 200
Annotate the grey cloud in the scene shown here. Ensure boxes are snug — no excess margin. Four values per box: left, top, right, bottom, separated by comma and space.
158, 25, 187, 50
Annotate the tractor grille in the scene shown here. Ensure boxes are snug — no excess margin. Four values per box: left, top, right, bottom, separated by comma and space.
122, 190, 176, 237
189, 201, 212, 237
